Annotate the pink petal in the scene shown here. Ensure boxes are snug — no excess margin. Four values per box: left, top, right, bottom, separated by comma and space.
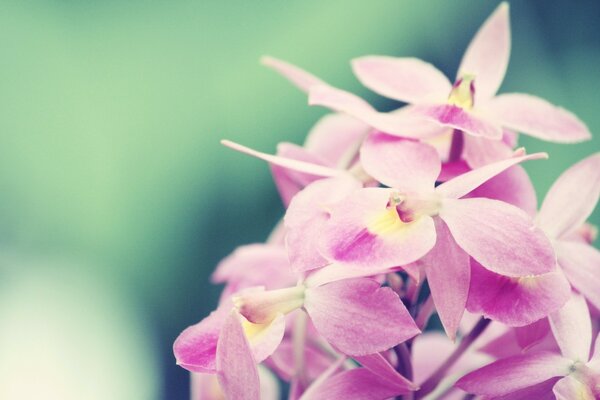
360, 132, 440, 192
244, 313, 287, 363
467, 259, 570, 326
301, 368, 414, 400
221, 140, 344, 178
484, 93, 591, 142
556, 242, 600, 311
457, 2, 510, 100
174, 307, 228, 373
466, 165, 538, 216
267, 339, 332, 382
549, 293, 592, 362
304, 113, 369, 168
440, 198, 556, 277
353, 353, 417, 390
304, 278, 419, 356
553, 375, 596, 400
308, 84, 443, 138
216, 312, 260, 400
462, 134, 513, 169
320, 188, 437, 270
191, 367, 280, 400
436, 151, 547, 199
589, 334, 600, 369
285, 176, 361, 274
455, 351, 572, 397
261, 56, 325, 93
303, 262, 394, 288
491, 378, 560, 400
537, 153, 600, 239
423, 219, 470, 340
514, 319, 552, 350
351, 56, 451, 104
411, 104, 503, 139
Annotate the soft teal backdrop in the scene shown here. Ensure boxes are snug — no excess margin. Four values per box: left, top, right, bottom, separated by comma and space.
0, 1, 598, 399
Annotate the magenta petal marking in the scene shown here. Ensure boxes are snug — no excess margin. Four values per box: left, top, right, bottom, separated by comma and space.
173, 307, 227, 373
457, 2, 510, 100
351, 55, 451, 104
455, 351, 572, 397
440, 198, 556, 277
412, 104, 503, 139
549, 293, 592, 362
216, 311, 260, 400
261, 56, 326, 93
467, 259, 570, 326
537, 153, 600, 239
423, 219, 470, 340
491, 378, 561, 400
304, 278, 419, 356
485, 93, 592, 143
360, 131, 440, 193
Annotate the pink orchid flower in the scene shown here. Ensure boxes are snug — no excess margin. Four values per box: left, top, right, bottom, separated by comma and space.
457, 294, 600, 399
308, 2, 590, 165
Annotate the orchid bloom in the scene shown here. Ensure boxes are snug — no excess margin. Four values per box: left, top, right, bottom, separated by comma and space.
457, 294, 600, 399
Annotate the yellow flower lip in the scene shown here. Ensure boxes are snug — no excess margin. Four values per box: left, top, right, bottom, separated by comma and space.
448, 74, 476, 110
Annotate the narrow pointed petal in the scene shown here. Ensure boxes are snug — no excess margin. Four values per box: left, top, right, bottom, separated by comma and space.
304, 278, 419, 356
304, 113, 369, 168
440, 198, 556, 277
320, 188, 437, 270
303, 262, 395, 288
467, 165, 538, 216
285, 176, 361, 274
436, 151, 547, 199
485, 93, 592, 142
557, 244, 600, 311
589, 334, 600, 369
455, 351, 572, 397
174, 307, 228, 373
354, 353, 417, 390
261, 56, 325, 93
301, 368, 414, 400
424, 219, 470, 340
457, 2, 510, 100
462, 134, 513, 169
352, 56, 452, 103
549, 293, 592, 362
309, 84, 443, 138
216, 312, 260, 400
491, 378, 560, 400
537, 153, 600, 239
467, 259, 570, 326
553, 375, 596, 400
411, 104, 503, 139
359, 132, 440, 192
221, 140, 344, 178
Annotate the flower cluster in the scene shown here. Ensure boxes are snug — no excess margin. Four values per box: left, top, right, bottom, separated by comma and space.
174, 3, 600, 399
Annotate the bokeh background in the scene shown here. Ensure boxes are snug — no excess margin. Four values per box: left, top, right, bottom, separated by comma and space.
0, 1, 598, 399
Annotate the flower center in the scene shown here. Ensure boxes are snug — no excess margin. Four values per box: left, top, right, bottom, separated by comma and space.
448, 74, 476, 110
368, 192, 441, 236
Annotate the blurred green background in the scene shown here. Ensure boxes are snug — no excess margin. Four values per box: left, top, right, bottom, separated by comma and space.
0, 1, 598, 399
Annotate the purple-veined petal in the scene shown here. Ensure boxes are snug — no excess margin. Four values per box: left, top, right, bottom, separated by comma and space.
557, 242, 600, 311
491, 378, 560, 400
216, 311, 260, 400
423, 219, 470, 340
359, 132, 440, 193
466, 165, 538, 216
411, 104, 503, 140
320, 188, 437, 270
467, 259, 570, 326
304, 113, 369, 168
436, 151, 547, 199
549, 293, 592, 362
484, 93, 591, 142
440, 198, 556, 277
455, 351, 572, 397
271, 142, 332, 207
261, 56, 326, 93
300, 368, 414, 400
457, 2, 510, 100
351, 56, 452, 104
309, 85, 442, 138
221, 140, 344, 178
553, 375, 597, 400
537, 153, 600, 239
174, 307, 228, 373
462, 134, 513, 169
304, 278, 419, 356
285, 176, 361, 274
